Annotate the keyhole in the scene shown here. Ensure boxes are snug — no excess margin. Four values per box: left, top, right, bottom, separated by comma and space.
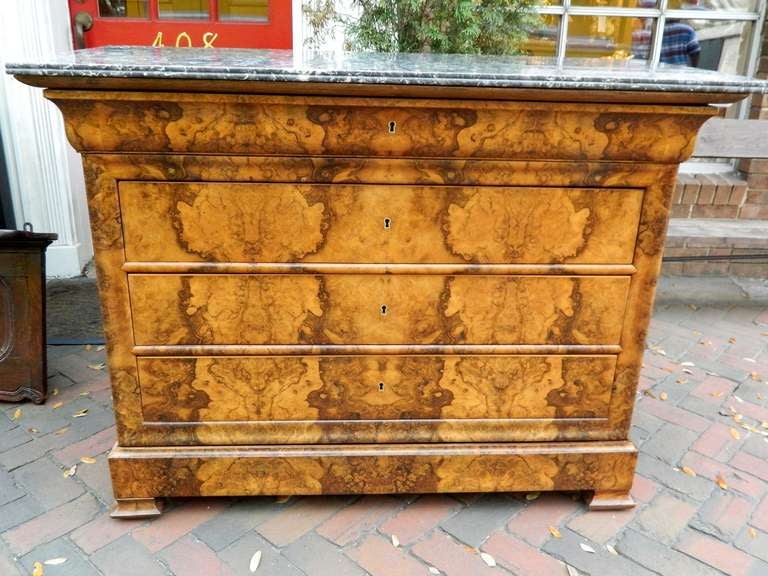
380, 304, 388, 316
384, 217, 391, 230
388, 120, 396, 134
378, 382, 385, 391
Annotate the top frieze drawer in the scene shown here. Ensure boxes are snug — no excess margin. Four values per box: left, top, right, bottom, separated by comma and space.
48, 92, 711, 162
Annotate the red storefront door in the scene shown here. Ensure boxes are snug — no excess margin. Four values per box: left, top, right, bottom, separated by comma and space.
67, 0, 292, 50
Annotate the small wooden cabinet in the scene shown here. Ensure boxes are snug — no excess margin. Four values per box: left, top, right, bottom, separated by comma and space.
9, 48, 764, 516
0, 229, 56, 404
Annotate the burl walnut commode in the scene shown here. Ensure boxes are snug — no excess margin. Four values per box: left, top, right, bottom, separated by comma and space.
7, 48, 765, 517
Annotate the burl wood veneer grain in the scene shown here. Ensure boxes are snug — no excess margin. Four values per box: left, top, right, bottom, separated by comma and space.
138, 355, 616, 422
128, 274, 630, 346
27, 68, 721, 511
75, 154, 683, 450
108, 441, 637, 498
48, 91, 714, 163
119, 182, 643, 265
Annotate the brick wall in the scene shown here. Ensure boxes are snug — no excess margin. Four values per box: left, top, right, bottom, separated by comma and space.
671, 173, 748, 219
713, 14, 768, 221
670, 14, 768, 223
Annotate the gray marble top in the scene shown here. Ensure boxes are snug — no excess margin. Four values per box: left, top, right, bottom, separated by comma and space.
6, 46, 766, 94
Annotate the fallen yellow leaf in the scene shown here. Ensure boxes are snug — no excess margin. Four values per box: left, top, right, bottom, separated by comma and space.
734, 414, 743, 423
748, 527, 757, 539
710, 391, 724, 398
643, 390, 657, 399
54, 427, 70, 436
62, 465, 77, 478
526, 492, 541, 501
51, 401, 64, 410
80, 456, 97, 464
12, 408, 21, 420
728, 337, 737, 344
72, 409, 89, 418
660, 392, 669, 401
715, 474, 728, 490
274, 496, 291, 504
87, 363, 106, 371
52, 388, 59, 397
32, 561, 44, 576
751, 372, 762, 381
391, 534, 399, 548
676, 378, 688, 385
548, 526, 561, 538
681, 466, 697, 477
730, 428, 741, 440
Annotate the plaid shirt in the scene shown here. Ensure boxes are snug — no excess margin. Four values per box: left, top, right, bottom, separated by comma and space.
633, 22, 701, 65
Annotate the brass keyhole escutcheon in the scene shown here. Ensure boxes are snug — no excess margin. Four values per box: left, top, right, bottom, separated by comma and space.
388, 120, 396, 134
384, 217, 392, 230
380, 304, 388, 316
378, 382, 385, 391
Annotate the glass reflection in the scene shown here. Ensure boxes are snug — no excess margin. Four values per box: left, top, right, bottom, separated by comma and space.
98, 0, 149, 18
219, 0, 269, 22
158, 0, 209, 20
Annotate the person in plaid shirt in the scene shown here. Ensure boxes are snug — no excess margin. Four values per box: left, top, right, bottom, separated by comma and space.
633, 20, 701, 67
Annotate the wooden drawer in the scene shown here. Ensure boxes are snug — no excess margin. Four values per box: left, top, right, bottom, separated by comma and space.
53, 93, 711, 163
128, 274, 629, 346
120, 182, 643, 265
138, 355, 616, 423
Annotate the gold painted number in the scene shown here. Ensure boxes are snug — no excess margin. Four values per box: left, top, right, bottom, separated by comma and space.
150, 31, 219, 48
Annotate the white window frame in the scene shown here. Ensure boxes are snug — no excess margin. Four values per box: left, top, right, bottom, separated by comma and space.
537, 0, 766, 170
536, 0, 766, 74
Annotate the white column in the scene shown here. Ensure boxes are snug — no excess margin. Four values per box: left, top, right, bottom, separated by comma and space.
0, 0, 92, 278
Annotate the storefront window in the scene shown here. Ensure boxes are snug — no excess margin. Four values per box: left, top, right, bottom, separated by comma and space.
529, 0, 764, 75
566, 15, 653, 60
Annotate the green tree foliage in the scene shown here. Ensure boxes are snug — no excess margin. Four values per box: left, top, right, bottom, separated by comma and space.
304, 0, 541, 55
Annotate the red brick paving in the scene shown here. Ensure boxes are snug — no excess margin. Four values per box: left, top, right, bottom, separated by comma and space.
1, 298, 767, 575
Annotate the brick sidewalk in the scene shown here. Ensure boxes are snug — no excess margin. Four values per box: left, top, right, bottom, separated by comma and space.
1, 298, 767, 575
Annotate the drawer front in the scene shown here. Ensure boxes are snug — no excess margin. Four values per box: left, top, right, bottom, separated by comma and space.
129, 274, 629, 346
120, 182, 643, 265
55, 93, 710, 162
139, 355, 616, 423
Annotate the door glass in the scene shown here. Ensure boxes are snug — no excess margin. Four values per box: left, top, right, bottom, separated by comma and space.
98, 0, 149, 18
158, 0, 210, 20
218, 0, 269, 22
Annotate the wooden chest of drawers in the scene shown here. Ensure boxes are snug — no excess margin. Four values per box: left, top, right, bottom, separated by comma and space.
11, 48, 760, 517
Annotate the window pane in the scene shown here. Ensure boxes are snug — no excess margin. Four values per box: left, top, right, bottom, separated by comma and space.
571, 0, 658, 8
158, 0, 209, 19
218, 0, 269, 22
566, 15, 654, 62
98, 0, 149, 18
667, 0, 759, 13
523, 15, 560, 57
672, 19, 753, 73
